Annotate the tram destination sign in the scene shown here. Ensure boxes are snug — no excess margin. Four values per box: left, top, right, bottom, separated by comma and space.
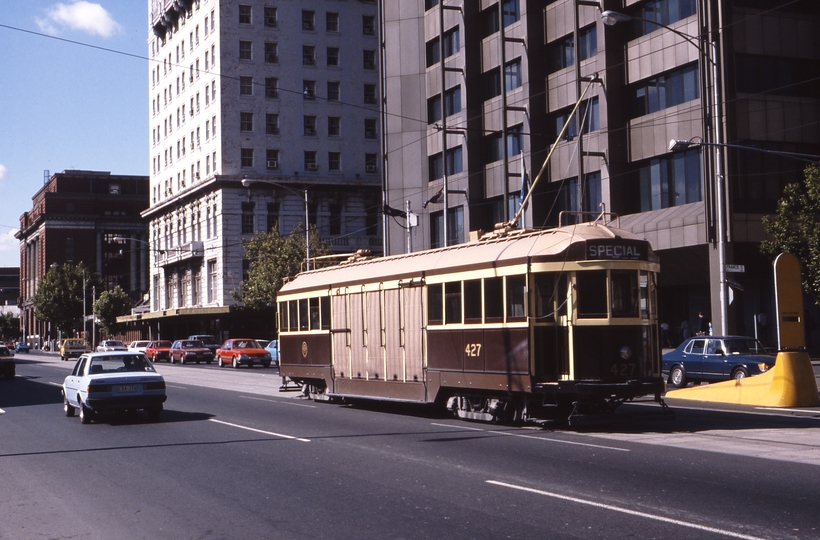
587, 241, 646, 261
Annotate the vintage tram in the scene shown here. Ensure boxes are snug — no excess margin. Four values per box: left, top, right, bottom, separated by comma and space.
277, 222, 665, 423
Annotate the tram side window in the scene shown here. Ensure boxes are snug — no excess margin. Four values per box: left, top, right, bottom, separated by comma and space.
288, 300, 298, 332
428, 284, 443, 325
464, 279, 482, 323
278, 302, 287, 332
320, 296, 331, 329
576, 270, 607, 318
299, 299, 309, 330
444, 282, 462, 324
484, 277, 503, 322
309, 297, 320, 329
611, 270, 639, 318
506, 275, 526, 321
534, 273, 556, 322
640, 271, 651, 319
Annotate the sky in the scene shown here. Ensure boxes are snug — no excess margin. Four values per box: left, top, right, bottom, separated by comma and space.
0, 1, 148, 267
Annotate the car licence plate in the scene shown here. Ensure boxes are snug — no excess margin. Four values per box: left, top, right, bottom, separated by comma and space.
118, 384, 140, 393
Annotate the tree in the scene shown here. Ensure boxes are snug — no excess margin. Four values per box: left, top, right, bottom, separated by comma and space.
233, 225, 329, 310
94, 286, 133, 335
33, 263, 100, 334
0, 312, 19, 340
761, 165, 820, 304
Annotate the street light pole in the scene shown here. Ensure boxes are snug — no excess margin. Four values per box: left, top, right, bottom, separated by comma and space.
241, 178, 311, 271
602, 10, 728, 335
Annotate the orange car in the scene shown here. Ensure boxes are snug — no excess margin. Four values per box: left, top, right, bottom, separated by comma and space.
144, 340, 173, 363
216, 339, 272, 368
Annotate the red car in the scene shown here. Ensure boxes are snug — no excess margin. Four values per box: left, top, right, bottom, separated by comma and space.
170, 339, 214, 365
216, 339, 272, 368
144, 340, 173, 363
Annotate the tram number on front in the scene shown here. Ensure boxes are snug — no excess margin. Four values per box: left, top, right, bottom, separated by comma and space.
465, 343, 482, 357
610, 363, 636, 377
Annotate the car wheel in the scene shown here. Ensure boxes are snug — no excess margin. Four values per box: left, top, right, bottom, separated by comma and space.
64, 397, 75, 417
669, 366, 687, 388
147, 405, 162, 422
153, 353, 159, 363
732, 367, 749, 380
79, 402, 92, 424
232, 356, 239, 369
217, 356, 224, 368
179, 355, 185, 365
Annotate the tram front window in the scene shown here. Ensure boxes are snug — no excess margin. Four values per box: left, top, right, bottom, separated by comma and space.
577, 271, 607, 318
611, 270, 639, 318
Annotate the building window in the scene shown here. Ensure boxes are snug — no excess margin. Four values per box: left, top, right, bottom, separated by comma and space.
327, 47, 339, 67
329, 203, 343, 234
428, 95, 442, 124
426, 37, 440, 67
241, 148, 254, 167
239, 5, 252, 24
443, 27, 460, 58
239, 40, 252, 60
303, 45, 316, 66
240, 76, 253, 95
267, 202, 280, 231
638, 148, 702, 211
430, 206, 464, 248
549, 25, 597, 73
632, 63, 699, 117
265, 77, 279, 98
264, 7, 277, 27
328, 116, 340, 136
503, 0, 519, 26
326, 12, 339, 32
240, 112, 253, 131
304, 151, 318, 171
304, 80, 316, 99
241, 202, 255, 234
736, 54, 820, 98
266, 149, 279, 170
553, 97, 600, 138
365, 153, 378, 174
444, 85, 461, 116
302, 10, 315, 31
364, 84, 376, 104
429, 153, 443, 181
207, 259, 217, 303
266, 113, 279, 135
304, 115, 317, 136
446, 146, 463, 175
109, 183, 120, 195
363, 49, 376, 70
634, 0, 697, 37
365, 118, 377, 139
327, 81, 340, 101
425, 0, 439, 10
265, 42, 278, 63
504, 59, 522, 92
363, 15, 375, 35
328, 152, 341, 171
483, 67, 501, 101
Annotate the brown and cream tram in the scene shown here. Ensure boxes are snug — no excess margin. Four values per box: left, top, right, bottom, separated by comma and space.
278, 222, 665, 423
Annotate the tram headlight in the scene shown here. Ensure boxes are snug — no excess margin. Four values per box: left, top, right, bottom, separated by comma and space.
619, 346, 633, 360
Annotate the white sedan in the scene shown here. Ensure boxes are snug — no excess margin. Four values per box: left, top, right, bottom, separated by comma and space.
97, 340, 127, 352
62, 352, 167, 424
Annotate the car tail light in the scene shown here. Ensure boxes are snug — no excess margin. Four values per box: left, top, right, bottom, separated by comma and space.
87, 384, 112, 393
144, 381, 166, 390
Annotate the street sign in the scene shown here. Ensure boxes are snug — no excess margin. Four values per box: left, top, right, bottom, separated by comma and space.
726, 264, 745, 273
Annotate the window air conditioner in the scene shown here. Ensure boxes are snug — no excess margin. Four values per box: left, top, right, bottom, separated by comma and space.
267, 159, 278, 169
306, 163, 318, 171
366, 165, 376, 173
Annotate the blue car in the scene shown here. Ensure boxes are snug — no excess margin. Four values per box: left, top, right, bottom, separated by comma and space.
662, 336, 775, 388
15, 342, 30, 353
264, 340, 279, 367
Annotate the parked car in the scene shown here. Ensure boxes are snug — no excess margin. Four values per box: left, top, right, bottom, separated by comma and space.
15, 342, 30, 353
96, 340, 127, 352
216, 339, 272, 368
0, 344, 14, 379
144, 340, 173, 362
62, 352, 166, 423
264, 340, 279, 367
128, 340, 151, 354
662, 336, 776, 388
170, 340, 214, 364
188, 334, 221, 355
60, 338, 90, 361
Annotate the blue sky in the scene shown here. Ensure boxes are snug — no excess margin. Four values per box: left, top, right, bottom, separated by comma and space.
0, 1, 148, 267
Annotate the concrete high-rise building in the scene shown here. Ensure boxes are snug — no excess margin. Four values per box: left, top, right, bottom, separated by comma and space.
142, 0, 382, 337
381, 0, 820, 346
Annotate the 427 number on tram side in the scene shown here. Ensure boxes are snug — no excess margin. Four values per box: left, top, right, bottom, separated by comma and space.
610, 363, 637, 377
465, 343, 482, 357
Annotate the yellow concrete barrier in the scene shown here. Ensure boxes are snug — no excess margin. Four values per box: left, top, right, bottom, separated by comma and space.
666, 351, 820, 407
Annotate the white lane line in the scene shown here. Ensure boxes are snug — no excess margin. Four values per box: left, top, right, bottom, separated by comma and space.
209, 418, 310, 442
487, 480, 767, 540
430, 423, 629, 452
166, 384, 187, 389
239, 395, 316, 408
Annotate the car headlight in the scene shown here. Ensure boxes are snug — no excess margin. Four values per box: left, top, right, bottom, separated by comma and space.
264, 354, 271, 360
757, 363, 769, 372
238, 354, 249, 360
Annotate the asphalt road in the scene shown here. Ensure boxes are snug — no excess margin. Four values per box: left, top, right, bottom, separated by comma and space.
2, 351, 820, 539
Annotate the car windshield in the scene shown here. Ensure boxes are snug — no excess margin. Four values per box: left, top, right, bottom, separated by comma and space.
88, 355, 155, 374
236, 340, 261, 349
724, 339, 768, 355
155, 341, 173, 348
184, 341, 204, 348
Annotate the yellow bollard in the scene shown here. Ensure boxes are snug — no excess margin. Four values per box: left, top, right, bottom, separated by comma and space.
666, 351, 820, 407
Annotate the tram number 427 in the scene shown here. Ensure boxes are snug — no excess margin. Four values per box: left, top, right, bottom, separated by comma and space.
610, 363, 637, 377
465, 343, 482, 357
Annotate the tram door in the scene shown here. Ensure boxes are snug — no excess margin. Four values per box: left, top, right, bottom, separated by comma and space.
349, 289, 367, 379
331, 289, 350, 384
531, 272, 569, 382
402, 285, 424, 383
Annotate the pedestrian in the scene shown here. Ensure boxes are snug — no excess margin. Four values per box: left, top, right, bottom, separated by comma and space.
696, 311, 706, 336
660, 322, 671, 348
681, 319, 692, 340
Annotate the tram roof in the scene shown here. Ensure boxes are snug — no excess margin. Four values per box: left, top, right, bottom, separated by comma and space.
280, 223, 656, 294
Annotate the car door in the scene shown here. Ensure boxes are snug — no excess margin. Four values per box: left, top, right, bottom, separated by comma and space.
700, 339, 726, 380
682, 338, 706, 379
64, 357, 87, 406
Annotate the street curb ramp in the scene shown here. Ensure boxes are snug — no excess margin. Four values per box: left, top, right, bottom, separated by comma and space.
666, 351, 820, 407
